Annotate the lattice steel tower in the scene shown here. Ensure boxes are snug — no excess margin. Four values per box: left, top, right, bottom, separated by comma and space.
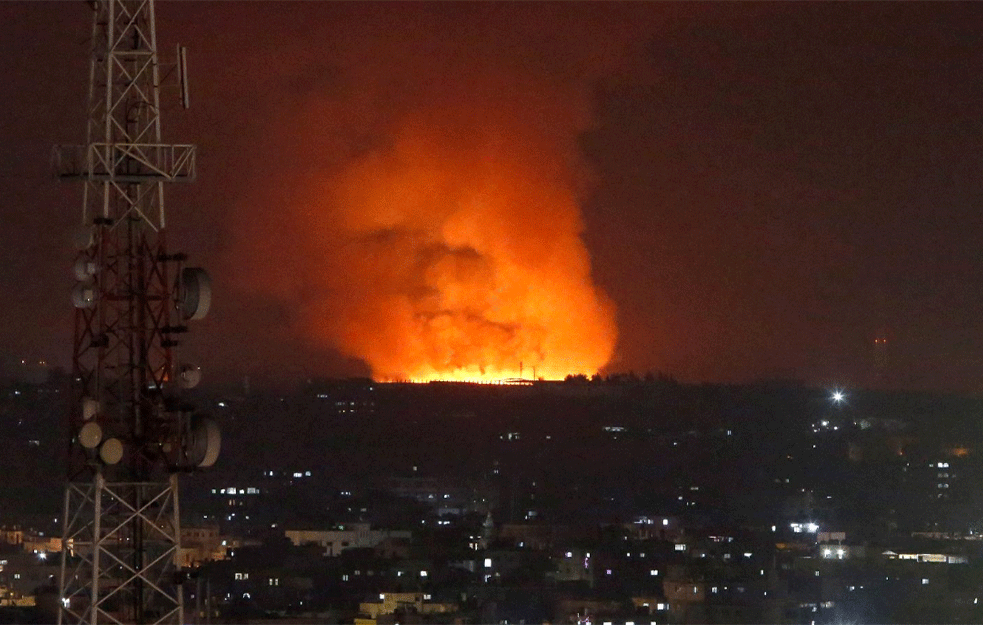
54, 1, 219, 624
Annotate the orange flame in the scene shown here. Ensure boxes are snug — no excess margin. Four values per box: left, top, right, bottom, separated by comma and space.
228, 6, 631, 381
301, 112, 616, 381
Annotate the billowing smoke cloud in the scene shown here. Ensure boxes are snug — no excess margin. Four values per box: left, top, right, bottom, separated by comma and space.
229, 4, 634, 381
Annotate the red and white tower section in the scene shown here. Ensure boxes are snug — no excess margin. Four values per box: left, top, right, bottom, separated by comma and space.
53, 1, 219, 623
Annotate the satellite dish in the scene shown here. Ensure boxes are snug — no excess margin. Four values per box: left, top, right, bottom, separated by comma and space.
180, 267, 211, 320
178, 364, 201, 389
187, 415, 220, 468
82, 397, 99, 421
73, 226, 94, 251
79, 422, 102, 449
198, 418, 221, 467
72, 283, 96, 309
99, 438, 123, 465
73, 257, 98, 281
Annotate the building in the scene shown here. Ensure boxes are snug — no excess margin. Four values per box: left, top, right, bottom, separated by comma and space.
285, 525, 411, 557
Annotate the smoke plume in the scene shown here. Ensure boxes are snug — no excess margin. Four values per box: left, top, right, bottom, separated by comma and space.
230, 4, 629, 381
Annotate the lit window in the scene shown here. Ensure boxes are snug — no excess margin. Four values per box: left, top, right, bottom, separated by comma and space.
922, 578, 929, 585
650, 569, 659, 576
484, 558, 492, 568
675, 544, 686, 552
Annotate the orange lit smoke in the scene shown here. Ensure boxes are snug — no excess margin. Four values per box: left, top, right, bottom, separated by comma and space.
313, 118, 614, 381
230, 6, 632, 381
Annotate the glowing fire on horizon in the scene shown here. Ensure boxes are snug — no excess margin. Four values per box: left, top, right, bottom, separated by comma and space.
305, 118, 617, 382
231, 13, 621, 380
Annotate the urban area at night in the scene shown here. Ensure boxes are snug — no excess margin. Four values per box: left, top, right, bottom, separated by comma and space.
2, 2, 983, 624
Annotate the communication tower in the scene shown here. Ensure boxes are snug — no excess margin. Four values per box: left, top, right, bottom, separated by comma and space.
53, 1, 219, 623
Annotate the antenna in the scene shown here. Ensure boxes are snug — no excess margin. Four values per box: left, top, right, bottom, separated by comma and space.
53, 2, 218, 624
179, 45, 190, 110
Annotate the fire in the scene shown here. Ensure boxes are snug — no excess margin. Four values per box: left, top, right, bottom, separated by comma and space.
227, 5, 630, 381
300, 115, 616, 382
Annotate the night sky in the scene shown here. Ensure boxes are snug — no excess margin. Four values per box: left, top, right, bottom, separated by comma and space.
2, 3, 983, 391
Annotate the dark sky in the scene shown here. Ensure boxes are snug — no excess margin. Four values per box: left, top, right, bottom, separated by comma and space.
1, 2, 983, 391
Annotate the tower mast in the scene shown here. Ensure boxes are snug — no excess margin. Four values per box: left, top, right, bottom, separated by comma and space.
54, 2, 217, 623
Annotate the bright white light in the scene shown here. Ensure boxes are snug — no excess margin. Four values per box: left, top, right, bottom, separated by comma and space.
38, 552, 47, 560
806, 523, 819, 533
831, 391, 845, 404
